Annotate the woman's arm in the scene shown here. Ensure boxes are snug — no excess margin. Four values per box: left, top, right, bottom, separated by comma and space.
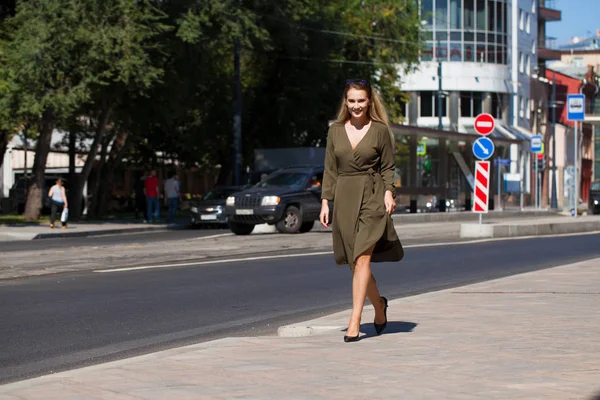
380, 127, 396, 198
62, 187, 68, 207
321, 128, 338, 203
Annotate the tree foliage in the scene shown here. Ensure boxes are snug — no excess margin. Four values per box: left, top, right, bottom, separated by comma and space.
0, 0, 423, 218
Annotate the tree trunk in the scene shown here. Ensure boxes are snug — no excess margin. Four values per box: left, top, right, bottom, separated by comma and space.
23, 110, 54, 221
0, 130, 8, 172
70, 104, 112, 219
68, 129, 76, 211
89, 136, 110, 217
98, 130, 129, 217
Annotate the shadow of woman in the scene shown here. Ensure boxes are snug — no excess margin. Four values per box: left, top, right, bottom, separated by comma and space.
341, 321, 418, 339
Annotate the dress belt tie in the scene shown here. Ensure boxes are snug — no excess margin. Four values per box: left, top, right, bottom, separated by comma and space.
338, 168, 381, 194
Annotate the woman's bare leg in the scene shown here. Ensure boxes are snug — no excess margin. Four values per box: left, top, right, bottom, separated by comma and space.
346, 245, 381, 336
367, 273, 386, 325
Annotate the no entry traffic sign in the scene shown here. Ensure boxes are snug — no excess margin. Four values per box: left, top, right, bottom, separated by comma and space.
473, 161, 490, 213
474, 113, 495, 136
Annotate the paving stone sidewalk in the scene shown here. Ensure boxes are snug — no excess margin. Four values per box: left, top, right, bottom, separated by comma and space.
1, 258, 599, 399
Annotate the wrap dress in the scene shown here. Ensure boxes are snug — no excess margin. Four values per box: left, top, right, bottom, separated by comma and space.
321, 121, 404, 269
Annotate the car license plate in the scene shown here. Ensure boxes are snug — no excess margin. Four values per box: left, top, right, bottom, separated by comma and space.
200, 214, 218, 220
236, 209, 254, 215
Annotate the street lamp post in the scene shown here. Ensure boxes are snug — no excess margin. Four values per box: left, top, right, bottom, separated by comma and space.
233, 37, 242, 186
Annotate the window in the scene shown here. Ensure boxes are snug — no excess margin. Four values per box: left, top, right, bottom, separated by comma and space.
459, 92, 484, 117
487, 0, 496, 32
526, 55, 531, 76
532, 0, 536, 14
450, 0, 461, 29
420, 92, 434, 117
532, 40, 536, 54
573, 57, 584, 67
421, 0, 433, 28
476, 0, 486, 30
491, 94, 503, 119
526, 98, 531, 120
464, 0, 474, 29
519, 10, 524, 30
519, 96, 525, 118
437, 0, 448, 29
420, 92, 447, 117
519, 52, 524, 73
526, 13, 531, 33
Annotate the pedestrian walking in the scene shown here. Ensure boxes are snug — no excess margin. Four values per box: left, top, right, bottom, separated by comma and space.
319, 79, 404, 342
144, 170, 160, 223
164, 173, 180, 224
48, 178, 68, 229
134, 172, 147, 221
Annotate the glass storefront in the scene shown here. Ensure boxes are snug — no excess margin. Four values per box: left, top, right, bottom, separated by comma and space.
420, 0, 508, 64
391, 127, 514, 211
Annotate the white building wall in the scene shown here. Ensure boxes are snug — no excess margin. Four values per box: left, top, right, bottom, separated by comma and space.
509, 0, 537, 129
399, 62, 511, 94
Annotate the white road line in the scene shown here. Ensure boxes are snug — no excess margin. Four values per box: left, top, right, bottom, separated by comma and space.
191, 233, 233, 240
93, 230, 600, 274
94, 251, 334, 273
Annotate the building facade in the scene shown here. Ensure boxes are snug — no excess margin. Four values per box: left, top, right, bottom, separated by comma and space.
392, 0, 558, 210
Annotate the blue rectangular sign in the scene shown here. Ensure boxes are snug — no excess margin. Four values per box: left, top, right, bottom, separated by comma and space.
567, 94, 585, 121
494, 158, 510, 166
530, 135, 543, 153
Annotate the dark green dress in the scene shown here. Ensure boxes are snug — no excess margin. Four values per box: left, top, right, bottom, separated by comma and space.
321, 121, 404, 269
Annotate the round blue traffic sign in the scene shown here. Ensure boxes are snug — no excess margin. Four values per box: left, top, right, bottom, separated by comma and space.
472, 137, 494, 160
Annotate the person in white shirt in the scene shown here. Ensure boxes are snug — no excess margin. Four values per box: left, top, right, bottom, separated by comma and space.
47, 178, 68, 228
164, 173, 181, 224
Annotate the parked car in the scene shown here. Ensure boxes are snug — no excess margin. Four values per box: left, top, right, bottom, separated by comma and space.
8, 175, 66, 214
190, 186, 245, 227
224, 166, 324, 235
590, 181, 600, 215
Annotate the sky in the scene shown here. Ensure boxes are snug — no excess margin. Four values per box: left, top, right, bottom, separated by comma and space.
545, 0, 599, 47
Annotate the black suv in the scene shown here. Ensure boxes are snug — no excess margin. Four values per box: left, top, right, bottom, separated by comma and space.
224, 166, 324, 235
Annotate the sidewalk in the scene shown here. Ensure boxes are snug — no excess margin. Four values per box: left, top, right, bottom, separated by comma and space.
0, 220, 185, 242
0, 210, 577, 242
1, 258, 598, 399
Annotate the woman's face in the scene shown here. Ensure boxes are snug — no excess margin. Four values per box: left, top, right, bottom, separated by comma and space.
345, 88, 370, 120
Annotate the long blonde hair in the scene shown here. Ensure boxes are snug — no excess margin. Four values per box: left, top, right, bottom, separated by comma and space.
336, 80, 395, 144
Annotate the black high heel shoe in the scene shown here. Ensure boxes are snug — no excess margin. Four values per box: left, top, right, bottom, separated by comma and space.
374, 296, 388, 335
343, 334, 360, 343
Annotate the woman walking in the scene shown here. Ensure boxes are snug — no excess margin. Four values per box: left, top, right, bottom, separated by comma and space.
320, 79, 404, 342
48, 178, 68, 229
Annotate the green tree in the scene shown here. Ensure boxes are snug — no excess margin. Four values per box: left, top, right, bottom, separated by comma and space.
4, 0, 168, 220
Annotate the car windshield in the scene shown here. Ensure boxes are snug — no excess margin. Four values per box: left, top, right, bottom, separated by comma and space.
592, 182, 600, 191
255, 172, 308, 188
203, 188, 239, 200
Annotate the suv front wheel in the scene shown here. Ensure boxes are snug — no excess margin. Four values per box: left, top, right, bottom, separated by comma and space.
276, 205, 303, 233
229, 222, 255, 235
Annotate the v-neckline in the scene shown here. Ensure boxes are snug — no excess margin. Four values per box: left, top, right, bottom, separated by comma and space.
344, 121, 372, 151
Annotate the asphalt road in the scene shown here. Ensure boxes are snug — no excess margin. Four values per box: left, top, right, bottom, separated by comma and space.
1, 233, 599, 384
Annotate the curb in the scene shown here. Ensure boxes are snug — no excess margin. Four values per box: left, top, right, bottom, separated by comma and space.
32, 225, 188, 240
460, 220, 600, 238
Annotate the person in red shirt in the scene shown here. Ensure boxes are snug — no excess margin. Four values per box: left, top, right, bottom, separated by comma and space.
144, 170, 160, 223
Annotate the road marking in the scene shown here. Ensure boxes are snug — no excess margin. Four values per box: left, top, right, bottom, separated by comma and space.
93, 230, 600, 274
191, 233, 233, 240
94, 251, 333, 273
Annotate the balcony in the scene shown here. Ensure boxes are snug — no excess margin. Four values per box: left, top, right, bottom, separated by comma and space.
538, 36, 562, 61
538, 0, 561, 22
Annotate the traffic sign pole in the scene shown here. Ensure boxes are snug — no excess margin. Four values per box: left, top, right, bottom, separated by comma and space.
534, 153, 538, 208
573, 121, 579, 218
567, 93, 585, 217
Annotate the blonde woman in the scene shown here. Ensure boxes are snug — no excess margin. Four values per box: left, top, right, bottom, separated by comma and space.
320, 79, 404, 342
